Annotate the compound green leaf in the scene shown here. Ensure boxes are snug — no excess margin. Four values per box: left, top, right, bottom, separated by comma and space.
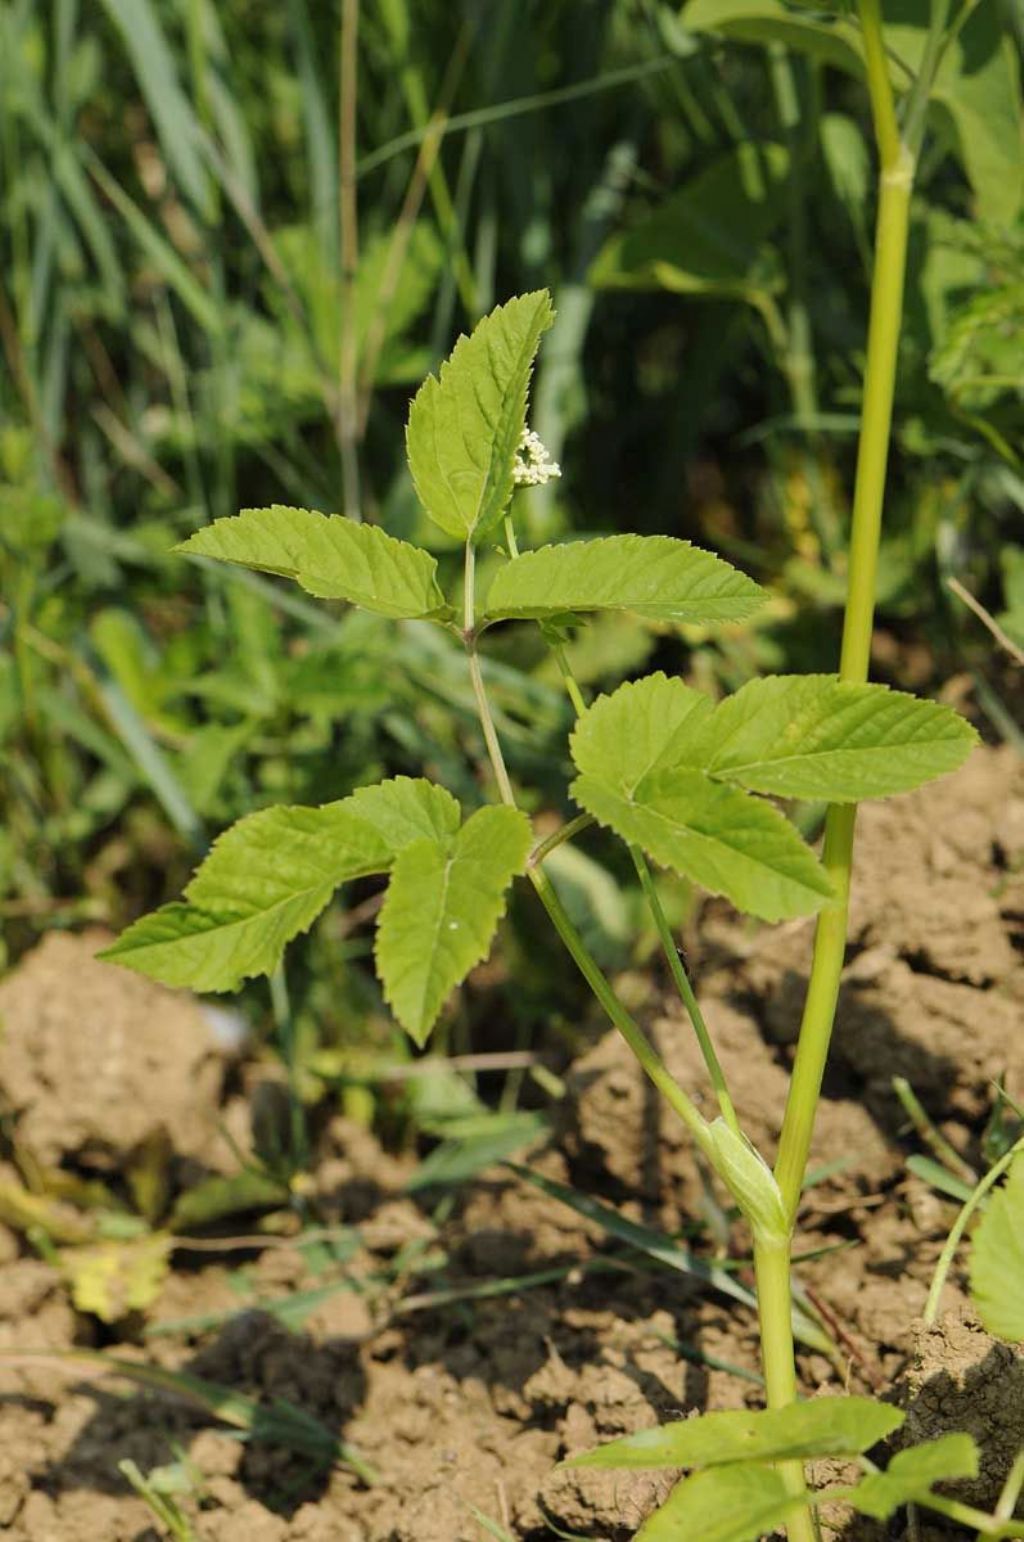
590, 143, 791, 301
480, 535, 766, 627
572, 767, 832, 922
843, 1434, 979, 1519
567, 1397, 904, 1471
375, 805, 532, 1045
102, 802, 394, 990
970, 1153, 1024, 1341
406, 291, 554, 542
177, 506, 451, 620
635, 1462, 808, 1542
569, 674, 714, 791
690, 676, 978, 801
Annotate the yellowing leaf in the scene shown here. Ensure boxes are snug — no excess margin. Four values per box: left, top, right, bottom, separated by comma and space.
64, 1233, 173, 1323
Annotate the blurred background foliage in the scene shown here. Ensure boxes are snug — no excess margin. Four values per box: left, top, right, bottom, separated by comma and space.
1, 0, 1021, 1110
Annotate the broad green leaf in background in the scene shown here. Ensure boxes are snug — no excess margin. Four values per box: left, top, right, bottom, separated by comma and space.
169, 1170, 290, 1231
274, 221, 442, 385
590, 143, 790, 302
569, 673, 714, 792
406, 291, 555, 542
480, 535, 767, 626
684, 0, 863, 74
683, 0, 1023, 223
375, 805, 532, 1045
930, 281, 1024, 412
925, 1, 1023, 227
998, 547, 1024, 651
842, 1434, 979, 1519
567, 1397, 904, 1470
0, 485, 66, 551
820, 113, 871, 248
177, 723, 255, 815
687, 676, 978, 801
635, 1462, 809, 1542
102, 801, 394, 989
177, 507, 452, 620
970, 1153, 1024, 1341
572, 766, 833, 922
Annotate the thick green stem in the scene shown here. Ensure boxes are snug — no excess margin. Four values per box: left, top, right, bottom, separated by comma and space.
755, 10, 915, 1539
774, 49, 914, 1221
755, 1240, 817, 1542
338, 0, 362, 520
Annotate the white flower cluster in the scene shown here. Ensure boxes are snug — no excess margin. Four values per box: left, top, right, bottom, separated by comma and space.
512, 427, 561, 487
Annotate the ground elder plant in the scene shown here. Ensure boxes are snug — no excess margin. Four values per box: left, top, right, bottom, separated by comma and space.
104, 10, 1024, 1533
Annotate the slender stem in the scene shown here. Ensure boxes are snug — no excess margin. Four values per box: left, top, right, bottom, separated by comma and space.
270, 965, 307, 1170
464, 543, 516, 808
553, 643, 587, 718
901, 0, 953, 154
924, 1135, 1024, 1326
754, 1240, 818, 1542
468, 647, 517, 807
774, 0, 914, 1220
630, 846, 741, 1136
892, 1074, 977, 1184
528, 813, 594, 867
543, 623, 741, 1134
463, 539, 477, 633
752, 14, 916, 1538
915, 1492, 1024, 1538
530, 864, 712, 1156
503, 512, 520, 558
338, 0, 361, 520
996, 1448, 1024, 1524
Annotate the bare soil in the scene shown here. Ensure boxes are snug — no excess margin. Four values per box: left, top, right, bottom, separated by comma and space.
0, 748, 1020, 1541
